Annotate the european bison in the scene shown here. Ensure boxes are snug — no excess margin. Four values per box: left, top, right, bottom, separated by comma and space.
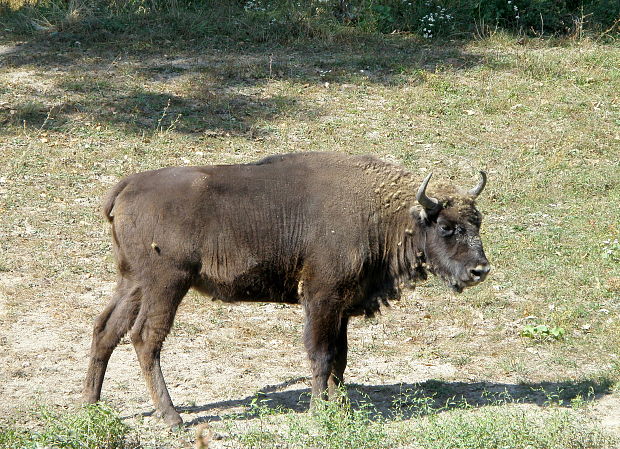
83, 152, 490, 426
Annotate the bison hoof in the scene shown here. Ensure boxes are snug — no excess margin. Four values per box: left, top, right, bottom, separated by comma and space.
81, 392, 99, 404
162, 411, 184, 428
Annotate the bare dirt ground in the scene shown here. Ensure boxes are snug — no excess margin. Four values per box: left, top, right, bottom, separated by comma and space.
0, 271, 464, 428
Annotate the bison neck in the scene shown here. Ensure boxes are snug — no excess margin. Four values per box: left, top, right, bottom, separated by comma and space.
370, 216, 427, 310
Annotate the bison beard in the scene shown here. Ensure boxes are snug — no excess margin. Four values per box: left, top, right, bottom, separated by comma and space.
83, 152, 490, 426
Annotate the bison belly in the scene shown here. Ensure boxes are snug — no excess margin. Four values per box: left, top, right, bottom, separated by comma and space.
193, 264, 301, 304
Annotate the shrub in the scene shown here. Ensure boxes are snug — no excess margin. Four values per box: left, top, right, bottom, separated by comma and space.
2, 0, 619, 42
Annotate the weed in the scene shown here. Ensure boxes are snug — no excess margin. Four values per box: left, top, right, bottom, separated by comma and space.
602, 238, 620, 263
521, 324, 566, 342
420, 3, 454, 39
499, 356, 528, 377
391, 387, 439, 418
0, 426, 31, 449
155, 98, 183, 136
247, 392, 279, 418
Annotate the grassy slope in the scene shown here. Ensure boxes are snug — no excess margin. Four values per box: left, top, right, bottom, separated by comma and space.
0, 25, 619, 447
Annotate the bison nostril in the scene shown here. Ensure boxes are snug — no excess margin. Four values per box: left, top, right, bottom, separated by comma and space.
470, 264, 490, 280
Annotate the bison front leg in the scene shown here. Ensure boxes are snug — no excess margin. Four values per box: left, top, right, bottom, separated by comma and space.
130, 279, 189, 427
303, 296, 346, 405
328, 315, 349, 401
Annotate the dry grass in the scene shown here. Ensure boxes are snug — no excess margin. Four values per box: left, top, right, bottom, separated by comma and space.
0, 30, 619, 447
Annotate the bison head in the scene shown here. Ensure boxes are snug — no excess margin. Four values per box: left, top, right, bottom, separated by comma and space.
412, 172, 490, 293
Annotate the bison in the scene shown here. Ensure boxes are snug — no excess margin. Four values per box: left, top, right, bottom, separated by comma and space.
83, 152, 490, 426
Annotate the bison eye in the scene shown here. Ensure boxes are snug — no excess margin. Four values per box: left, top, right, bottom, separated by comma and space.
438, 224, 454, 237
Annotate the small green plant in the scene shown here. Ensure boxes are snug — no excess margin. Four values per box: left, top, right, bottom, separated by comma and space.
5, 0, 620, 40
247, 392, 280, 418
521, 324, 566, 341
225, 389, 617, 449
0, 426, 31, 449
391, 388, 438, 418
420, 2, 454, 39
602, 238, 620, 263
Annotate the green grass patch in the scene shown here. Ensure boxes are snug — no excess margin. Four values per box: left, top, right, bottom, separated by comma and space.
405, 405, 616, 449
224, 393, 395, 449
0, 404, 138, 449
222, 390, 617, 449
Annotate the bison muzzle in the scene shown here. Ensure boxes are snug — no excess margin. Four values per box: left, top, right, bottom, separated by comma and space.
83, 152, 490, 426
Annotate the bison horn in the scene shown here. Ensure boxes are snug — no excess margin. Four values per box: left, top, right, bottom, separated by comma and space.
468, 171, 487, 197
416, 173, 440, 212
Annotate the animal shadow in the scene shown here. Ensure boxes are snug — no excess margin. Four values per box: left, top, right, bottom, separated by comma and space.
176, 375, 614, 426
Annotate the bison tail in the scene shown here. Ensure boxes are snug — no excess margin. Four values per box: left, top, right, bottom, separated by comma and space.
102, 179, 129, 223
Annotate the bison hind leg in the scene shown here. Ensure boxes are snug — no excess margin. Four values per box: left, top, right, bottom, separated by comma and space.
83, 277, 141, 403
129, 275, 191, 427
